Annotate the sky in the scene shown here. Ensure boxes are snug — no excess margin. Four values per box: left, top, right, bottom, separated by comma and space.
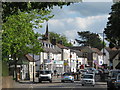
35, 0, 113, 45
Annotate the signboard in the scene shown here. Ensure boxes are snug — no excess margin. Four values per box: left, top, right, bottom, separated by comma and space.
54, 60, 64, 64
44, 59, 53, 64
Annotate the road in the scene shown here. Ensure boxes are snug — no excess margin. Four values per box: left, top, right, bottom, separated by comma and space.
11, 75, 107, 90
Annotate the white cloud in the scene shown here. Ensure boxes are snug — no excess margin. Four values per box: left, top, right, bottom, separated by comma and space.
83, 0, 112, 2
47, 14, 109, 41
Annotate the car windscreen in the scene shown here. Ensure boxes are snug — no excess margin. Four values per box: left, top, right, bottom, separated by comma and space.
118, 75, 120, 80
83, 75, 93, 79
39, 71, 51, 74
111, 71, 120, 78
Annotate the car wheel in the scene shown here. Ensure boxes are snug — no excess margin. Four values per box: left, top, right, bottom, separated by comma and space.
82, 84, 84, 86
39, 79, 42, 83
61, 80, 64, 83
71, 81, 74, 83
49, 80, 52, 83
92, 85, 95, 87
107, 88, 110, 90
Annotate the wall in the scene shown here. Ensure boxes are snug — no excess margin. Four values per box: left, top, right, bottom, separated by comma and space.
2, 76, 15, 88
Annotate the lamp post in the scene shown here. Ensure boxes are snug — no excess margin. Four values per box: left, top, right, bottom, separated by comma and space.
98, 32, 105, 68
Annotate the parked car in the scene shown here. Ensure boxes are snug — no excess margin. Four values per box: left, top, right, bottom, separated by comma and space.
114, 73, 120, 90
107, 70, 120, 90
61, 72, 74, 83
81, 74, 95, 87
38, 70, 52, 83
79, 69, 88, 75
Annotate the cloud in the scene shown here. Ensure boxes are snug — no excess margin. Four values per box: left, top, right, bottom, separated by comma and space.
35, 2, 111, 43
83, 0, 112, 2
51, 2, 112, 19
47, 14, 109, 41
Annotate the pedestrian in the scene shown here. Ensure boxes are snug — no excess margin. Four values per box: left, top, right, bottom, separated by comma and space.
54, 70, 57, 76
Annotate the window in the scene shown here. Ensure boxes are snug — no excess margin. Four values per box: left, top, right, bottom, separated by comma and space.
46, 44, 48, 47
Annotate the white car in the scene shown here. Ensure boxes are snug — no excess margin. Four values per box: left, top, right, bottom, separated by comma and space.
38, 70, 52, 83
81, 74, 95, 86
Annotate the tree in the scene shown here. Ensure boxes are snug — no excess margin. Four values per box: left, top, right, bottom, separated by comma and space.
2, 11, 51, 80
49, 32, 73, 47
104, 2, 120, 48
2, 2, 73, 22
75, 31, 105, 50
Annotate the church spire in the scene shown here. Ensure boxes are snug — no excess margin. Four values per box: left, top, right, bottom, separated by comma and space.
43, 21, 49, 40
45, 21, 48, 39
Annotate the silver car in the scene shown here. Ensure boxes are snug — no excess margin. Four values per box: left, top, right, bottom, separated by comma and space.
81, 74, 95, 86
61, 73, 74, 83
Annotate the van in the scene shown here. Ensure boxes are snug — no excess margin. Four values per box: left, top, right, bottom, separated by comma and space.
38, 70, 52, 83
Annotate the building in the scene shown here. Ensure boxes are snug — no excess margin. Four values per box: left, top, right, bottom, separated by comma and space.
91, 48, 103, 69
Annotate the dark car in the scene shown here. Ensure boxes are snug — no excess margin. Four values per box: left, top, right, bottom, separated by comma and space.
107, 70, 120, 90
114, 73, 120, 90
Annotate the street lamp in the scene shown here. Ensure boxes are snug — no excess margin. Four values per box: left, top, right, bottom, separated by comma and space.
97, 32, 105, 68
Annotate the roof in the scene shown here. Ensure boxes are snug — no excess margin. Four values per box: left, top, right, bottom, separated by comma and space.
25, 54, 34, 62
91, 48, 103, 55
109, 50, 120, 61
56, 43, 68, 49
70, 46, 94, 53
105, 47, 118, 52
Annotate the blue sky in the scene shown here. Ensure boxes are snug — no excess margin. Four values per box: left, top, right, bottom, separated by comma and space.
35, 1, 113, 44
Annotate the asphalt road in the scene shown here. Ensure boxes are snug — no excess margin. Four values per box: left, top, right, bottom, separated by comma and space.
10, 75, 107, 90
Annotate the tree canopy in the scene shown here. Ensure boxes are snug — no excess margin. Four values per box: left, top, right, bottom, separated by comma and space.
75, 31, 105, 50
2, 10, 52, 61
2, 2, 73, 22
49, 32, 73, 47
104, 2, 120, 48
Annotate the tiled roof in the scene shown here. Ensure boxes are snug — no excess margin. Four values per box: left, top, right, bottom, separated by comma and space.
91, 48, 103, 55
25, 54, 34, 62
109, 50, 120, 61
70, 46, 94, 53
56, 43, 68, 49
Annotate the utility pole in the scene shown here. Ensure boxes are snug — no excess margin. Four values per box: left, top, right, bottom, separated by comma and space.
98, 32, 105, 68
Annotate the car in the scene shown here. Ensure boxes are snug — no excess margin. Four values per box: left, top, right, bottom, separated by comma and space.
61, 73, 74, 83
114, 73, 120, 90
81, 74, 95, 87
107, 70, 120, 90
38, 70, 52, 83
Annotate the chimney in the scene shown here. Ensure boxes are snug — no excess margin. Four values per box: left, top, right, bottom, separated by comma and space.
51, 38, 56, 45
58, 40, 63, 45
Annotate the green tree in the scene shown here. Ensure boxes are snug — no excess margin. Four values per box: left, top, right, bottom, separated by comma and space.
2, 11, 51, 80
2, 2, 74, 22
75, 31, 105, 50
104, 2, 120, 48
49, 32, 73, 47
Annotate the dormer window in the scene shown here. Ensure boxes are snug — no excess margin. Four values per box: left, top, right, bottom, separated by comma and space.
46, 44, 48, 47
